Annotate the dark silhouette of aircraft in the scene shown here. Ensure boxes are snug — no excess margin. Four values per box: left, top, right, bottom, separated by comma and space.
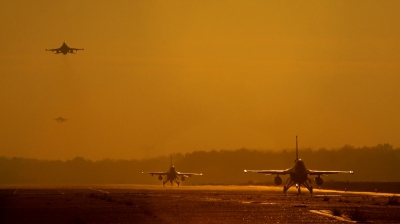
244, 136, 353, 194
142, 155, 202, 186
46, 41, 84, 55
55, 117, 67, 122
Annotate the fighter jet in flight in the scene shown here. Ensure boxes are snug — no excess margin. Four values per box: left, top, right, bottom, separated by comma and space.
244, 136, 353, 194
46, 41, 84, 55
55, 117, 67, 122
142, 155, 202, 186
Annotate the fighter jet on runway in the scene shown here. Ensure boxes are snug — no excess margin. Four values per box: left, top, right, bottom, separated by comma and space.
142, 156, 202, 186
46, 41, 84, 55
244, 136, 353, 194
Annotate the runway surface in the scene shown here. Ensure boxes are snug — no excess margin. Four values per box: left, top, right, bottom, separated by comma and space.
0, 185, 399, 223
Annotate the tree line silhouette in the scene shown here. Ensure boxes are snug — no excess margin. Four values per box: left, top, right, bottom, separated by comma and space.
0, 144, 399, 189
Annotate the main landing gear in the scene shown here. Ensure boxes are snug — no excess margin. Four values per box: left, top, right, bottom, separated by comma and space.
283, 178, 313, 195
162, 178, 173, 186
163, 178, 180, 187
162, 179, 168, 186
174, 177, 180, 187
284, 185, 313, 194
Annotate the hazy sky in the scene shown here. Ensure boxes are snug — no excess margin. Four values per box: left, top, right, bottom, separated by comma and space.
1, 1, 400, 160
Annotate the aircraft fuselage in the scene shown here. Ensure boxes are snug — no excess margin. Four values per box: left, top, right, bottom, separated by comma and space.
283, 159, 312, 193
166, 167, 178, 181
289, 160, 308, 183
59, 43, 72, 55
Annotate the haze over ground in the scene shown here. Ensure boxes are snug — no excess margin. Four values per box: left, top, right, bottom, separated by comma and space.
1, 1, 400, 160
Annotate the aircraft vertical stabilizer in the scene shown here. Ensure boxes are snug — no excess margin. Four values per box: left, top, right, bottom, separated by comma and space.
296, 136, 299, 161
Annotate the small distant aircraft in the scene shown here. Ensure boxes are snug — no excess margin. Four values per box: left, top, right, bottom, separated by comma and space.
55, 117, 67, 122
244, 136, 353, 194
46, 41, 84, 55
142, 155, 202, 186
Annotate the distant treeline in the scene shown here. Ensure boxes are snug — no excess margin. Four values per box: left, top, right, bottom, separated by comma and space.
0, 144, 399, 190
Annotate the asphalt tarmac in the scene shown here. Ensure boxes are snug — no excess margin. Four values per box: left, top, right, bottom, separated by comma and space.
0, 185, 399, 223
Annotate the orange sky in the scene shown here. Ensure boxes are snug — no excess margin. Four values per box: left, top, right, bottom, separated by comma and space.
1, 1, 400, 160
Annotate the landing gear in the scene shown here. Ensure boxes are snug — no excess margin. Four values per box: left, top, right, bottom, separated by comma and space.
282, 177, 314, 195
302, 179, 313, 194
283, 177, 295, 194
173, 178, 180, 187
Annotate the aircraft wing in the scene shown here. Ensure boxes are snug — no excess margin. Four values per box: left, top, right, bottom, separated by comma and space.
142, 172, 168, 176
70, 48, 84, 51
244, 169, 291, 175
308, 170, 354, 175
177, 172, 202, 177
46, 48, 59, 52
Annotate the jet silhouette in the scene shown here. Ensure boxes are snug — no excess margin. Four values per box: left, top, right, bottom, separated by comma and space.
244, 136, 353, 194
55, 117, 67, 122
46, 41, 83, 55
142, 155, 202, 186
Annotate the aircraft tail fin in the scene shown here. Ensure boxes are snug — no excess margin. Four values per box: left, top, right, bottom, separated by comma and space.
296, 136, 299, 161
170, 154, 172, 167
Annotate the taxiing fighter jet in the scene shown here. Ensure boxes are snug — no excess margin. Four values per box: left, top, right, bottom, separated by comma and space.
244, 136, 353, 194
142, 155, 202, 186
46, 41, 84, 55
